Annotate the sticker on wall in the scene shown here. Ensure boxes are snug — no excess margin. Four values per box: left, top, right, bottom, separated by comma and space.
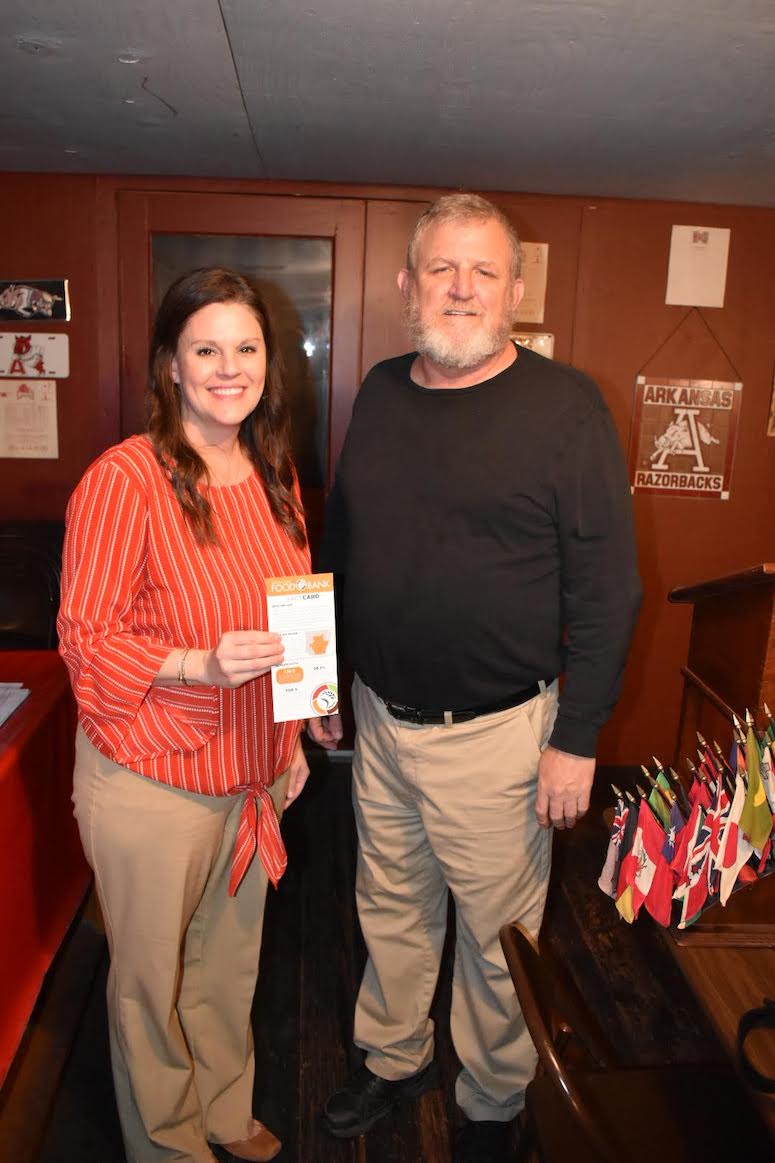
0, 279, 70, 321
628, 377, 741, 500
0, 379, 58, 458
511, 331, 555, 359
514, 242, 548, 325
0, 332, 69, 378
665, 226, 730, 308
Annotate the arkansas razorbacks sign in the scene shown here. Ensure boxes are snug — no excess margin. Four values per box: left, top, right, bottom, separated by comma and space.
628, 376, 742, 500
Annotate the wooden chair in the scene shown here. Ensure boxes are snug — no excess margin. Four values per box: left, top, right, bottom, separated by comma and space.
499, 920, 774, 1162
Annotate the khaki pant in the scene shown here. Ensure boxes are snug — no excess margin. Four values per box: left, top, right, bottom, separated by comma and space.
351, 676, 556, 1122
72, 728, 288, 1163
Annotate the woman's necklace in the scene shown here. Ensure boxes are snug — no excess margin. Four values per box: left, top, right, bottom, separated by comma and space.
203, 442, 252, 487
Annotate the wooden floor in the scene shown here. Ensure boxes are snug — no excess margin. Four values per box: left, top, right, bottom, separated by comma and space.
14, 756, 725, 1163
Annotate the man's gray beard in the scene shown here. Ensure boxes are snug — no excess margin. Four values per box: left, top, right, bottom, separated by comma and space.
404, 296, 514, 372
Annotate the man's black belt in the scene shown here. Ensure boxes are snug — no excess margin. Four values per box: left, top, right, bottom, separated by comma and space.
382, 680, 550, 726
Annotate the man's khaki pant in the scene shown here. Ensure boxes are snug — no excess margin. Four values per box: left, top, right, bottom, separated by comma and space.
72, 728, 287, 1163
351, 676, 557, 1122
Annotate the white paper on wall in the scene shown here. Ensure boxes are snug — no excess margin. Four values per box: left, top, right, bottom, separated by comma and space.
515, 242, 549, 324
0, 379, 58, 458
665, 225, 730, 308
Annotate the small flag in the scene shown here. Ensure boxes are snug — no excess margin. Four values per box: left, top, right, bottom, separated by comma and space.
598, 797, 627, 898
632, 798, 667, 918
707, 775, 731, 867
739, 724, 773, 854
765, 709, 775, 745
614, 803, 640, 923
717, 774, 753, 905
666, 768, 691, 818
671, 798, 702, 887
677, 812, 712, 928
688, 775, 712, 811
661, 801, 685, 865
647, 771, 673, 828
729, 738, 746, 777
759, 738, 775, 814
645, 853, 674, 927
640, 799, 674, 928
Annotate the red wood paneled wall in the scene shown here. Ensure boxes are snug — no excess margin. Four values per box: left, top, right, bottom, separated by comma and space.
0, 174, 109, 518
2, 172, 773, 763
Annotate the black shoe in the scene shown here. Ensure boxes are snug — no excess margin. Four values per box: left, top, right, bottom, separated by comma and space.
321, 1060, 439, 1138
453, 1118, 516, 1163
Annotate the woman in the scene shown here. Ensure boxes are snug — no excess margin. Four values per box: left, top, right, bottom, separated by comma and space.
58, 267, 310, 1162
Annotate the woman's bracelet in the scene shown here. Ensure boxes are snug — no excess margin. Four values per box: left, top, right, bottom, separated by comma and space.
178, 647, 191, 686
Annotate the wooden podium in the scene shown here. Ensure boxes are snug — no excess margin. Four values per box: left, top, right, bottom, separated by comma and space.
669, 563, 775, 946
670, 563, 775, 763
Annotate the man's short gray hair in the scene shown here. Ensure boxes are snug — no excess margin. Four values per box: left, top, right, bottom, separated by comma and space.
406, 193, 523, 281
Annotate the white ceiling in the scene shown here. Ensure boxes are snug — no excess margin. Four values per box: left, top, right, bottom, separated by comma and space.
3, 0, 775, 205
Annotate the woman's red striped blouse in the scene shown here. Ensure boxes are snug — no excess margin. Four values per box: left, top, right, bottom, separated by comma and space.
58, 435, 311, 893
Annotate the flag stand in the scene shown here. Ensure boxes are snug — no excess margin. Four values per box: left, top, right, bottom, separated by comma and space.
668, 870, 775, 947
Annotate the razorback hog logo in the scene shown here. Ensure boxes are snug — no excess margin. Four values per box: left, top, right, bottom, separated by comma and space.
8, 334, 46, 376
0, 284, 62, 318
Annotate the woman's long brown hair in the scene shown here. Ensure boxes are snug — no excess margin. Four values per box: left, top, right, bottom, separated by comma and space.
147, 267, 306, 548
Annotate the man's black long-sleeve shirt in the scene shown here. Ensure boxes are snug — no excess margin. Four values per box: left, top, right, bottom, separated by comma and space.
321, 345, 642, 757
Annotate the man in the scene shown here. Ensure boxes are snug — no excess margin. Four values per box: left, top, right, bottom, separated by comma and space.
309, 193, 641, 1162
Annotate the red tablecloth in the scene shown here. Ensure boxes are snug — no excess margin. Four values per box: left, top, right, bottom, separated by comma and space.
0, 651, 89, 1088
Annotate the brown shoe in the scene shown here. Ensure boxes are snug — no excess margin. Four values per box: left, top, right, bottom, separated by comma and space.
223, 1119, 282, 1161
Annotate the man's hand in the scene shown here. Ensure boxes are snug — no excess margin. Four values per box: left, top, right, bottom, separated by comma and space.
284, 736, 310, 808
535, 746, 595, 830
306, 713, 344, 750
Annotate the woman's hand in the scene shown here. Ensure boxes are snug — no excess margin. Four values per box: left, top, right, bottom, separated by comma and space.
201, 630, 284, 688
284, 736, 310, 808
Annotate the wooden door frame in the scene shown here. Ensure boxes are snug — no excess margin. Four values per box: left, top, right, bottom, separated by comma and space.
116, 189, 366, 487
